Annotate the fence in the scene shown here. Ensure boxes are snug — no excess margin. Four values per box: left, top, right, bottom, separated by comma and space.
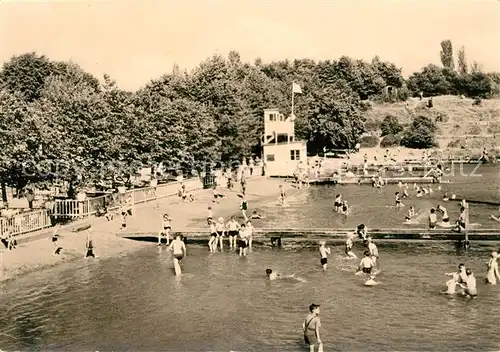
0, 209, 52, 239
52, 178, 204, 219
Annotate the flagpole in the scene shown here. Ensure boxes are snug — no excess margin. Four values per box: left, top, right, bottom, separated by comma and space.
291, 82, 294, 118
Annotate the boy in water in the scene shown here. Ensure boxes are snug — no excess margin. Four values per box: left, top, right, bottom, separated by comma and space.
357, 224, 368, 243
208, 219, 218, 253
395, 192, 404, 208
238, 223, 249, 256
319, 241, 331, 270
460, 269, 477, 298
302, 304, 322, 352
436, 205, 450, 226
266, 268, 281, 280
428, 208, 437, 229
84, 229, 95, 258
158, 213, 172, 246
405, 206, 415, 223
246, 220, 255, 250
357, 251, 374, 275
226, 216, 240, 250
250, 210, 262, 219
168, 235, 187, 276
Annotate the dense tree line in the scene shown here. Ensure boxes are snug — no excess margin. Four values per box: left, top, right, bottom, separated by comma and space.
0, 42, 498, 196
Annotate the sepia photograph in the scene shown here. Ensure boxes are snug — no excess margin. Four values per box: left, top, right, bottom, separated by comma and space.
0, 0, 499, 351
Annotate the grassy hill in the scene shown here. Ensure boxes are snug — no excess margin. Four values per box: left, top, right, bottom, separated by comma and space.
364, 95, 500, 150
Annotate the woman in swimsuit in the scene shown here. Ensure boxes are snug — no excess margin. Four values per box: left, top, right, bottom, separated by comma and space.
208, 219, 218, 253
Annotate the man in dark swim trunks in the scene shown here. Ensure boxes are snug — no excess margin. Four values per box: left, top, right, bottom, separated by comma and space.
302, 304, 322, 352
357, 251, 374, 274
168, 235, 187, 276
84, 230, 95, 258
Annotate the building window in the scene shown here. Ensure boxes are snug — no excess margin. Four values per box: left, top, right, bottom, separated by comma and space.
277, 133, 288, 143
289, 136, 294, 142
290, 150, 300, 161
266, 154, 275, 162
269, 114, 276, 121
279, 114, 285, 121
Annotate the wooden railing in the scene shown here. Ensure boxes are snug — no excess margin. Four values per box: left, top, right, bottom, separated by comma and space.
0, 209, 52, 239
52, 177, 204, 219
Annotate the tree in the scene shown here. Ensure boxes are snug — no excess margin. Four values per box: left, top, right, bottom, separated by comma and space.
457, 46, 468, 75
407, 64, 452, 96
440, 40, 454, 71
401, 116, 438, 149
380, 115, 403, 136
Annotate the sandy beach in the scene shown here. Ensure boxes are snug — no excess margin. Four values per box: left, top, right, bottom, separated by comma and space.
0, 177, 295, 282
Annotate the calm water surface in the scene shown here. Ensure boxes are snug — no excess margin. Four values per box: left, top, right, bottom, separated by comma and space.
1, 243, 500, 351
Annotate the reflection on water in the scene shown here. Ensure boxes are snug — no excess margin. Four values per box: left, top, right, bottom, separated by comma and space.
1, 243, 500, 351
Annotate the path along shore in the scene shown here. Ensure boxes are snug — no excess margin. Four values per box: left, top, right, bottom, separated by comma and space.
0, 177, 295, 282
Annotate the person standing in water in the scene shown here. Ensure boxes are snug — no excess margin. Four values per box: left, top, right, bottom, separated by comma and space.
168, 235, 187, 276
208, 219, 218, 253
158, 213, 172, 246
460, 269, 477, 298
240, 196, 248, 221
436, 205, 450, 226
357, 251, 374, 275
215, 217, 226, 251
405, 206, 415, 223
84, 229, 95, 258
246, 220, 255, 250
238, 223, 249, 257
395, 192, 404, 208
345, 233, 357, 259
226, 216, 240, 250
319, 241, 331, 270
278, 185, 286, 206
367, 237, 379, 270
486, 251, 500, 285
428, 208, 438, 229
302, 304, 322, 352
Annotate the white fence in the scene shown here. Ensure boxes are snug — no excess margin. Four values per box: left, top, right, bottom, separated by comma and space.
0, 209, 52, 239
52, 178, 204, 219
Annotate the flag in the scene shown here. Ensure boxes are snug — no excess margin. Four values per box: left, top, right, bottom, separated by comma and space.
292, 82, 302, 94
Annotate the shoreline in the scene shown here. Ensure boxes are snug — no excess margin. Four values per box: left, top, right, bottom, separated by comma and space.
0, 177, 294, 283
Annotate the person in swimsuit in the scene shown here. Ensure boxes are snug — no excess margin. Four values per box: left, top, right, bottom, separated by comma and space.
345, 234, 357, 259
395, 192, 404, 208
266, 268, 281, 280
334, 194, 342, 212
356, 223, 367, 243
341, 201, 349, 215
246, 220, 255, 250
279, 185, 286, 206
405, 206, 415, 222
428, 208, 437, 229
168, 235, 187, 276
364, 275, 379, 286
215, 217, 226, 251
319, 241, 331, 270
238, 223, 248, 257
84, 230, 95, 258
226, 216, 240, 250
461, 269, 477, 298
120, 209, 127, 230
486, 251, 500, 285
455, 207, 467, 232
158, 213, 172, 246
302, 304, 322, 352
240, 197, 248, 221
207, 206, 213, 223
357, 251, 374, 275
367, 237, 379, 267
402, 186, 409, 199
436, 205, 450, 225
52, 223, 63, 255
250, 210, 262, 219
208, 219, 218, 253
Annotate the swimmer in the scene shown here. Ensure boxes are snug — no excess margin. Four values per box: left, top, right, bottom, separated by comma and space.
367, 237, 379, 266
226, 216, 240, 250
345, 234, 357, 259
340, 200, 349, 215
208, 219, 218, 253
486, 251, 500, 285
429, 208, 437, 229
445, 263, 467, 293
334, 194, 342, 212
443, 192, 449, 201
405, 206, 415, 223
422, 187, 430, 195
120, 209, 128, 229
266, 268, 281, 280
319, 241, 331, 270
158, 213, 172, 246
168, 235, 187, 276
51, 223, 62, 255
451, 194, 456, 200
357, 251, 374, 275
246, 220, 255, 250
395, 192, 404, 208
416, 188, 423, 198
460, 269, 477, 298
364, 275, 379, 286
436, 205, 450, 226
402, 186, 409, 199
454, 207, 467, 232
250, 210, 262, 219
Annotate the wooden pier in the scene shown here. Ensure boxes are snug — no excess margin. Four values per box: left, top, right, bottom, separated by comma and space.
307, 176, 437, 185
118, 227, 500, 243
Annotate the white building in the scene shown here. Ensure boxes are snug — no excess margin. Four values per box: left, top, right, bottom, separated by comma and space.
261, 108, 307, 177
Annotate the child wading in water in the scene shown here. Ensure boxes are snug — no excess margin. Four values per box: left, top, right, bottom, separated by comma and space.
208, 219, 218, 253
158, 213, 172, 246
84, 229, 95, 258
319, 241, 331, 270
238, 223, 249, 256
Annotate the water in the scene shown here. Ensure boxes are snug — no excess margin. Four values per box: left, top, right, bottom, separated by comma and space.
1, 243, 500, 351
0, 164, 499, 351
256, 164, 500, 229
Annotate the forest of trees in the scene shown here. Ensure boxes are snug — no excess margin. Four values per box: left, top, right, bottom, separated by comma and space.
0, 40, 498, 194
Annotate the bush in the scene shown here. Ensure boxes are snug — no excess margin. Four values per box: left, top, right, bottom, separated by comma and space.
364, 119, 381, 133
359, 135, 379, 148
400, 116, 438, 149
447, 139, 464, 148
380, 115, 403, 136
487, 122, 500, 134
380, 134, 401, 148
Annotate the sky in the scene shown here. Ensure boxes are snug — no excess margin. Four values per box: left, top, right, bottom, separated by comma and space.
1, 0, 499, 91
